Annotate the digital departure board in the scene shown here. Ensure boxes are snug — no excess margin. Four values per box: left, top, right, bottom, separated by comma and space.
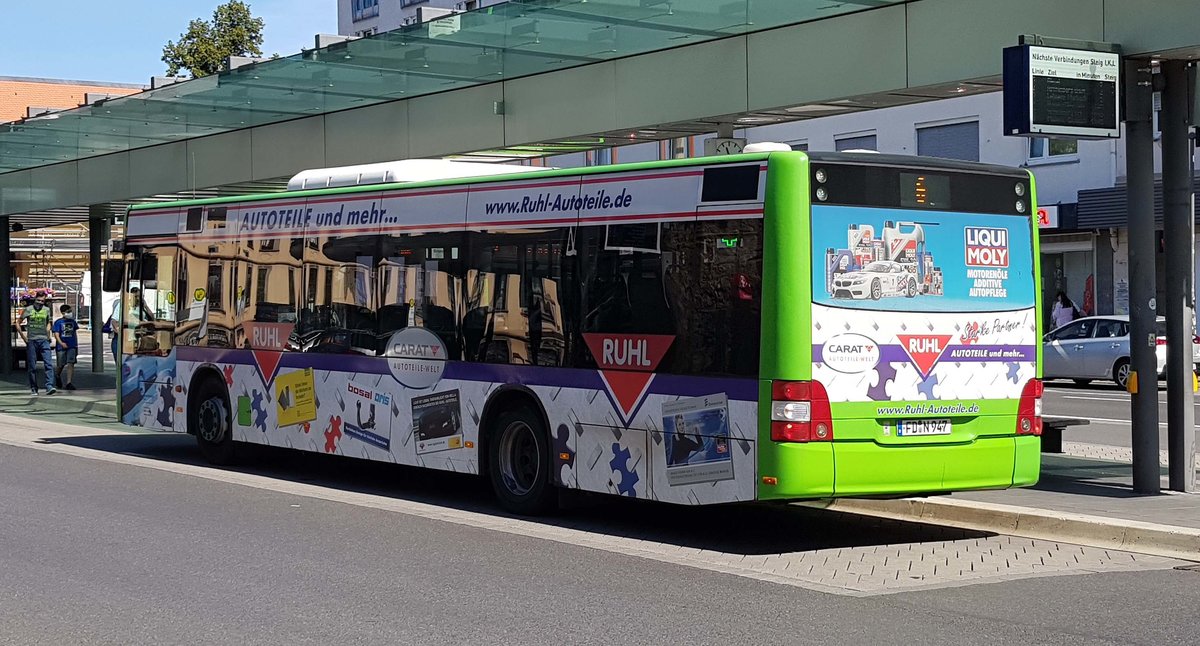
1003, 44, 1121, 139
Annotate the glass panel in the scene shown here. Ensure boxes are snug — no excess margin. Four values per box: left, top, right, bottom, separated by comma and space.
0, 0, 906, 173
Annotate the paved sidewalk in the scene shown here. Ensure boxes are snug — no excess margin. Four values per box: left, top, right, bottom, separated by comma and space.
825, 453, 1200, 561
0, 366, 118, 419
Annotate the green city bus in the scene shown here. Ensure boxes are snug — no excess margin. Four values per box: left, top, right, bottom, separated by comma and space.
115, 148, 1041, 513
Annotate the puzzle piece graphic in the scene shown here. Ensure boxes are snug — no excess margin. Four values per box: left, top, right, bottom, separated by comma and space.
867, 361, 898, 401
1007, 362, 1021, 384
156, 383, 176, 427
917, 373, 939, 399
607, 443, 638, 497
223, 365, 235, 387
324, 415, 343, 453
251, 389, 267, 432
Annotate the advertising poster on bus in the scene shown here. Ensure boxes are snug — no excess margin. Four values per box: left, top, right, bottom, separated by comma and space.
811, 205, 1037, 404
412, 389, 463, 454
343, 378, 394, 451
661, 394, 734, 486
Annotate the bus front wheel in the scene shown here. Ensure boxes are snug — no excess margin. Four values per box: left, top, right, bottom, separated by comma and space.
192, 378, 235, 465
488, 406, 556, 515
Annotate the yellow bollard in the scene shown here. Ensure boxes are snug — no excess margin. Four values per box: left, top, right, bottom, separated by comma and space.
1127, 370, 1138, 394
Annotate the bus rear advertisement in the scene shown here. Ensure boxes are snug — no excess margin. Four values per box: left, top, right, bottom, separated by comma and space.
114, 150, 1041, 514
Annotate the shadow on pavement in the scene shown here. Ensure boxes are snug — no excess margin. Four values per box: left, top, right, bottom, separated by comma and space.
1033, 455, 1172, 499
40, 432, 993, 556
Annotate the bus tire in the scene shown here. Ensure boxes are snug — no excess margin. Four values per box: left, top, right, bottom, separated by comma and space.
870, 279, 882, 301
192, 377, 235, 465
487, 406, 556, 516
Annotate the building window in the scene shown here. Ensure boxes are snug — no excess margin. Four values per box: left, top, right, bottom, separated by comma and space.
835, 134, 877, 152
400, 0, 427, 7
1028, 137, 1078, 162
353, 0, 380, 21
916, 121, 980, 162
788, 141, 809, 152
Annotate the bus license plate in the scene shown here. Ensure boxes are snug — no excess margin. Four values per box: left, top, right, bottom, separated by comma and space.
897, 419, 952, 436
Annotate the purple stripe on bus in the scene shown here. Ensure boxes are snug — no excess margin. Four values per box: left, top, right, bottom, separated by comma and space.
813, 344, 1037, 363
175, 346, 758, 401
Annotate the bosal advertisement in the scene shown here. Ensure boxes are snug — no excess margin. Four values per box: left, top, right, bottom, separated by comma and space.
811, 205, 1037, 406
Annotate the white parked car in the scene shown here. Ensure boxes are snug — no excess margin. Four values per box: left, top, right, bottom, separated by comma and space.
830, 261, 918, 300
1043, 315, 1200, 388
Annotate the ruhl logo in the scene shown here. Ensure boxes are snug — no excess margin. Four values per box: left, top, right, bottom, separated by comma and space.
583, 333, 675, 423
897, 334, 953, 378
964, 227, 1009, 267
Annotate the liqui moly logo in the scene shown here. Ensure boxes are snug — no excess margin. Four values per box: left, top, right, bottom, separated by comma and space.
583, 333, 675, 423
897, 334, 953, 378
964, 227, 1010, 267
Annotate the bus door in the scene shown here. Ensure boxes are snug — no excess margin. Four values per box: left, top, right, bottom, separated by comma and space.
118, 245, 178, 429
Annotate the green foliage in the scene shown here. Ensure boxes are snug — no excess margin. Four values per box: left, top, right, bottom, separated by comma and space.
162, 1, 266, 78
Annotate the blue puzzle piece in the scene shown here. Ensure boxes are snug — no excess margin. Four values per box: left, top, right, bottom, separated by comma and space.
1007, 361, 1021, 384
917, 373, 939, 399
156, 383, 176, 427
608, 443, 639, 497
251, 389, 268, 431
868, 362, 898, 401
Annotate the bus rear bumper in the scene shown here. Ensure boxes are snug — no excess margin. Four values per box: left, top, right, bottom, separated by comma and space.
832, 435, 1041, 496
757, 436, 1040, 501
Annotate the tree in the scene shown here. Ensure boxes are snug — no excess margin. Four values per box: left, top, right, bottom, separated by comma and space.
162, 1, 265, 78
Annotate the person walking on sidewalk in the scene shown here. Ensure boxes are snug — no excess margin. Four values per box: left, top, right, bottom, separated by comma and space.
18, 296, 56, 395
52, 303, 79, 391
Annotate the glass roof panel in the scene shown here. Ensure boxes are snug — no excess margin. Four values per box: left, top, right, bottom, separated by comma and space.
0, 0, 901, 174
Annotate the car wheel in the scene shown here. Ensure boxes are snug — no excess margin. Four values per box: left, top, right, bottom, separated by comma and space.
1113, 359, 1131, 389
906, 279, 917, 298
192, 378, 235, 465
488, 406, 556, 515
870, 279, 882, 301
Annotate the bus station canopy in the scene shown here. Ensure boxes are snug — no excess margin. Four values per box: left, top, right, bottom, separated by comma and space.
2, 0, 1198, 230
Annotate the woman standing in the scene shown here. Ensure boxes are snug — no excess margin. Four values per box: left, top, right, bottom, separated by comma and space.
1051, 291, 1077, 330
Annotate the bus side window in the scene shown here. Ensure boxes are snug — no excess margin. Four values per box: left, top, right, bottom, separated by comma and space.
378, 231, 465, 360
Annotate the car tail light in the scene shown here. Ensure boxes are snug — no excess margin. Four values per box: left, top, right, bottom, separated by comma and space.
1016, 379, 1043, 436
771, 380, 834, 442
1156, 337, 1168, 346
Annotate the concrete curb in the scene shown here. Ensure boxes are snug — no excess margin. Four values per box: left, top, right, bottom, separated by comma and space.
799, 497, 1200, 562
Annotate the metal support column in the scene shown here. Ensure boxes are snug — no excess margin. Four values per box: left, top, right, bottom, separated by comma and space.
1125, 58, 1161, 494
0, 217, 11, 375
88, 208, 106, 374
1160, 60, 1197, 493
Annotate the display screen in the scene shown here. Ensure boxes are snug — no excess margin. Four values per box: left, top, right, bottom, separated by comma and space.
900, 173, 950, 209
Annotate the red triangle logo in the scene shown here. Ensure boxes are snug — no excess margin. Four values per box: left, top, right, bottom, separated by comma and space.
251, 350, 283, 385
583, 333, 675, 420
897, 334, 953, 378
599, 371, 657, 419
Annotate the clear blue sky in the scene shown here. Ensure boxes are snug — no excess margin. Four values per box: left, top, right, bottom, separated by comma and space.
0, 1, 337, 85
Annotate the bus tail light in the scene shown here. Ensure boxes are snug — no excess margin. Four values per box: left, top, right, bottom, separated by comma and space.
770, 380, 834, 442
1016, 379, 1043, 436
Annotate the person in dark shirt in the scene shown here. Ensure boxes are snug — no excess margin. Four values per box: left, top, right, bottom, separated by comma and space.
52, 304, 80, 390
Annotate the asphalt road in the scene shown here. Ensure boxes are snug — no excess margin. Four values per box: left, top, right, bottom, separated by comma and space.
0, 422, 1198, 645
1045, 381, 1199, 450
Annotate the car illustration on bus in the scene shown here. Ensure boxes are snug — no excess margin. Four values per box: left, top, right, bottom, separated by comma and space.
830, 260, 918, 300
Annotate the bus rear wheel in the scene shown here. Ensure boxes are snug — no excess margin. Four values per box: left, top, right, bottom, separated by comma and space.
488, 406, 556, 515
191, 378, 235, 465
